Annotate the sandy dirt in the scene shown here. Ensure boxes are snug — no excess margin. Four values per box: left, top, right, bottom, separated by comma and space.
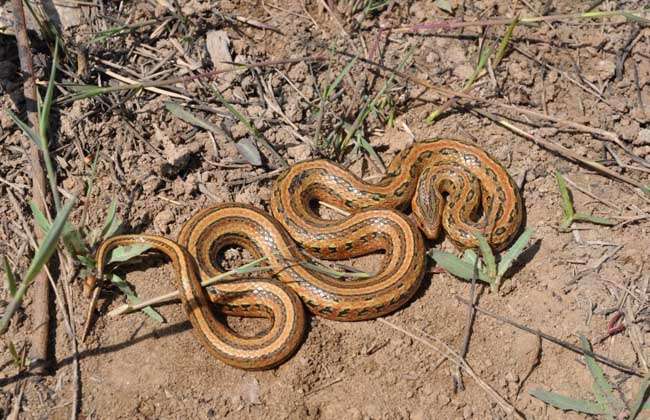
0, 1, 649, 419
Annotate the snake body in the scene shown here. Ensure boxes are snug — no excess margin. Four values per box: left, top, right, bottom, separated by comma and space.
95, 235, 305, 370
271, 138, 523, 252
94, 138, 523, 370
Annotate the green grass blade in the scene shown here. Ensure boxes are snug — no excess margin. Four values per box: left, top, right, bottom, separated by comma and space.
463, 46, 493, 90
30, 201, 52, 234
474, 232, 496, 279
555, 171, 575, 227
108, 244, 153, 264
494, 17, 519, 67
428, 250, 492, 285
39, 37, 58, 141
580, 336, 626, 417
300, 261, 370, 279
2, 256, 17, 297
5, 110, 43, 149
529, 388, 606, 415
497, 228, 534, 277
0, 198, 76, 334
629, 377, 650, 419
7, 340, 21, 368
99, 200, 121, 241
573, 212, 617, 226
110, 274, 163, 323
323, 54, 358, 100
165, 101, 223, 134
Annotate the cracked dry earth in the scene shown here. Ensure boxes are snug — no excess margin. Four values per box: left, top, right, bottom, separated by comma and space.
0, 1, 649, 419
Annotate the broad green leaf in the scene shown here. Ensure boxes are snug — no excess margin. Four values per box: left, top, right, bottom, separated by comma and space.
497, 228, 534, 277
107, 244, 153, 264
428, 250, 492, 285
474, 232, 496, 279
529, 388, 606, 415
0, 198, 76, 334
580, 336, 626, 417
461, 249, 479, 266
110, 274, 163, 323
2, 256, 17, 297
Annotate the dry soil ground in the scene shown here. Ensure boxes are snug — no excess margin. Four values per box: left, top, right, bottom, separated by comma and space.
0, 1, 649, 419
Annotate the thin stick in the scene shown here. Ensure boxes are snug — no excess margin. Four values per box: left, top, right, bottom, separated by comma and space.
455, 261, 481, 392
454, 296, 643, 376
11, 0, 52, 376
378, 318, 522, 419
470, 108, 647, 190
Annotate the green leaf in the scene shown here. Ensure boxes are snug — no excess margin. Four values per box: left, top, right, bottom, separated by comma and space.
497, 228, 534, 278
474, 232, 496, 279
2, 256, 17, 297
7, 340, 21, 368
428, 250, 492, 285
580, 336, 626, 417
463, 46, 493, 90
39, 38, 59, 140
29, 201, 52, 234
107, 244, 153, 264
494, 17, 519, 67
573, 212, 617, 226
0, 198, 76, 334
629, 377, 650, 419
77, 254, 96, 270
555, 171, 575, 227
5, 109, 44, 149
461, 249, 479, 266
110, 274, 163, 323
99, 200, 122, 241
165, 101, 224, 134
529, 388, 606, 415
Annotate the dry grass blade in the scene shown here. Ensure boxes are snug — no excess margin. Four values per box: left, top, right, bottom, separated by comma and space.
108, 257, 270, 317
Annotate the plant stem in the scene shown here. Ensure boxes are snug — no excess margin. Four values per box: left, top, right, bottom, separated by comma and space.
11, 0, 53, 375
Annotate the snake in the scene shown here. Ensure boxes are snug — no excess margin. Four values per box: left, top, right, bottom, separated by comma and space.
93, 138, 523, 370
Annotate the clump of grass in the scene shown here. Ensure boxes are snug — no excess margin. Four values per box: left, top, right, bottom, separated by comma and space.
428, 228, 534, 292
555, 171, 616, 231
530, 336, 650, 419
